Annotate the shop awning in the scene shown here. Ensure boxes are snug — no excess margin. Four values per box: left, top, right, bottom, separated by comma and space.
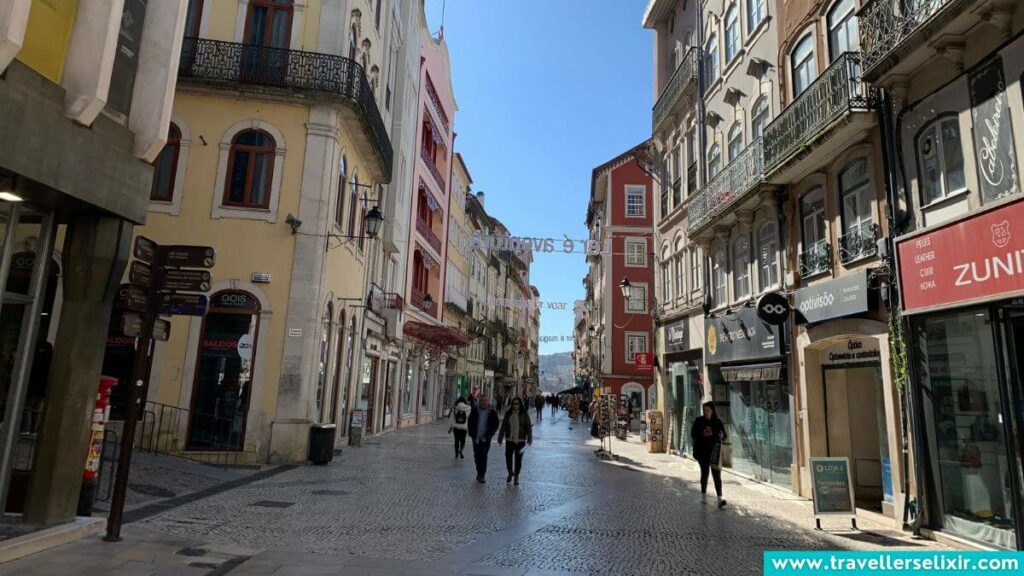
720, 363, 783, 382
404, 320, 469, 347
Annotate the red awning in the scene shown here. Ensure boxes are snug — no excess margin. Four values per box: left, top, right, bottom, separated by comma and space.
404, 320, 470, 347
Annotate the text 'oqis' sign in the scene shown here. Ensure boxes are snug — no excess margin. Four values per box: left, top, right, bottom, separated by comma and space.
898, 199, 1024, 313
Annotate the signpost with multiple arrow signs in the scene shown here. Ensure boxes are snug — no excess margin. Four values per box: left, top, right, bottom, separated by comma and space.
106, 236, 216, 542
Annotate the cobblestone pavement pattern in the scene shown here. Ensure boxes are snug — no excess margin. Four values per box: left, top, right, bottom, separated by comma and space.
3, 412, 945, 575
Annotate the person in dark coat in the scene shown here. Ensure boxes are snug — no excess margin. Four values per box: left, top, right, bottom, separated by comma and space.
691, 401, 727, 508
497, 397, 533, 485
467, 396, 500, 483
533, 394, 544, 421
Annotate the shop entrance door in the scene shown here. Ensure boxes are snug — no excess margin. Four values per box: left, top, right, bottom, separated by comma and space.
998, 310, 1024, 550
724, 378, 792, 489
823, 364, 888, 512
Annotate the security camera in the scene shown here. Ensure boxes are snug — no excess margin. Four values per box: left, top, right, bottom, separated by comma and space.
285, 213, 302, 234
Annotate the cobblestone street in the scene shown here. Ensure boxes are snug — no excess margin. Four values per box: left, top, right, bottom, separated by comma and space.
4, 413, 944, 575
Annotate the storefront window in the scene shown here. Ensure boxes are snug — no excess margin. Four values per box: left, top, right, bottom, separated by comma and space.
314, 306, 331, 423
723, 375, 791, 489
383, 360, 395, 428
402, 362, 414, 416
421, 359, 431, 411
917, 309, 1016, 549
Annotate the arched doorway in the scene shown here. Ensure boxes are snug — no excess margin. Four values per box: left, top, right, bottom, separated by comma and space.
186, 290, 261, 451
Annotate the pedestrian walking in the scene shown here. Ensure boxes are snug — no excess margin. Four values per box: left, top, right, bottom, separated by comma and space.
497, 397, 532, 486
448, 396, 471, 459
534, 394, 544, 421
549, 395, 557, 417
468, 396, 500, 483
691, 401, 727, 508
580, 397, 591, 423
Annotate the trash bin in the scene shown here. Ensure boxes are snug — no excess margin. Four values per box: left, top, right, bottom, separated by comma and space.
308, 424, 337, 465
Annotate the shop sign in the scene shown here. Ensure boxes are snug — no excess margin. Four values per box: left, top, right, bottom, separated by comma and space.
756, 292, 789, 324
634, 353, 653, 373
158, 245, 216, 268
898, 199, 1024, 313
133, 236, 157, 264
820, 339, 881, 367
665, 318, 688, 352
159, 293, 208, 316
158, 269, 212, 293
212, 291, 258, 311
721, 363, 782, 382
794, 271, 870, 324
810, 457, 855, 518
107, 0, 147, 114
704, 307, 781, 364
969, 56, 1019, 204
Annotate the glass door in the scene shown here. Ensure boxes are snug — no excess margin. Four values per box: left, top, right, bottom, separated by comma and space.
242, 0, 293, 84
999, 309, 1024, 550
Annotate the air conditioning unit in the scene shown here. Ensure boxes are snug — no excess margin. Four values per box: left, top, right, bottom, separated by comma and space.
384, 307, 402, 341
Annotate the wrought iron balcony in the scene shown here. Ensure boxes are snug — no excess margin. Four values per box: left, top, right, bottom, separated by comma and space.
859, 0, 961, 80
763, 52, 876, 175
416, 218, 442, 254
799, 240, 833, 278
652, 49, 698, 133
410, 288, 438, 317
687, 139, 765, 235
839, 223, 880, 264
420, 146, 446, 191
178, 37, 392, 178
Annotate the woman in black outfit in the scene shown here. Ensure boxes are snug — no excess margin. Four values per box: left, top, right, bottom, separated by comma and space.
690, 401, 727, 508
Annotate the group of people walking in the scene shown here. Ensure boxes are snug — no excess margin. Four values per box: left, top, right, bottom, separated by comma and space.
448, 395, 532, 485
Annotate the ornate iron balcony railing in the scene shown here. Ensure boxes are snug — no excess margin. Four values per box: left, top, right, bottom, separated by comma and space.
859, 0, 958, 77
410, 288, 438, 317
799, 240, 833, 278
652, 49, 698, 133
420, 146, 446, 191
687, 138, 765, 234
178, 37, 392, 178
763, 52, 876, 174
839, 222, 880, 264
416, 218, 442, 254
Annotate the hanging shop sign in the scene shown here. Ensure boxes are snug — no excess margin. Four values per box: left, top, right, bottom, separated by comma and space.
810, 457, 856, 520
793, 270, 870, 324
704, 307, 782, 364
634, 352, 654, 373
969, 56, 1019, 205
755, 292, 790, 324
898, 199, 1024, 313
665, 318, 688, 352
820, 339, 881, 367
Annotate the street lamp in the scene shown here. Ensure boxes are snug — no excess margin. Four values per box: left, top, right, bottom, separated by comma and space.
364, 206, 384, 238
619, 277, 632, 300
422, 293, 434, 309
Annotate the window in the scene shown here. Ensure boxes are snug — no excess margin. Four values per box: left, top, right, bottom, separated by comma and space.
686, 131, 698, 195
348, 171, 360, 237
705, 35, 719, 85
751, 96, 769, 140
375, 0, 382, 30
420, 359, 430, 409
151, 123, 181, 202
712, 248, 727, 306
827, 0, 859, 61
839, 158, 875, 262
626, 283, 647, 312
661, 255, 672, 303
625, 238, 647, 267
244, 0, 293, 49
335, 156, 348, 228
708, 144, 722, 178
671, 147, 682, 206
625, 333, 648, 363
747, 0, 767, 32
725, 5, 740, 62
315, 305, 332, 423
625, 185, 646, 217
329, 311, 348, 425
732, 237, 750, 300
691, 246, 703, 291
758, 221, 779, 291
800, 188, 827, 276
917, 116, 966, 205
791, 34, 816, 97
728, 122, 743, 160
224, 130, 275, 208
184, 0, 203, 38
674, 237, 686, 298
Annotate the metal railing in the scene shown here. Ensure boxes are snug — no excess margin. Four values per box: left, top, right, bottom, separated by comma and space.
178, 37, 392, 177
416, 218, 442, 254
138, 401, 245, 468
763, 52, 876, 174
420, 146, 447, 190
653, 48, 698, 132
687, 138, 765, 234
799, 240, 833, 278
410, 288, 438, 317
839, 222, 880, 264
859, 0, 959, 76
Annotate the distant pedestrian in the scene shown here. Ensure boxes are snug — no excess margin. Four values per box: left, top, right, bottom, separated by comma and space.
497, 397, 533, 486
549, 395, 557, 417
468, 396, 500, 483
691, 401, 727, 508
534, 394, 544, 421
580, 397, 591, 423
448, 396, 471, 459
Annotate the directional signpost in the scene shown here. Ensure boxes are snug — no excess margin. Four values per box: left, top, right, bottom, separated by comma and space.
106, 236, 216, 542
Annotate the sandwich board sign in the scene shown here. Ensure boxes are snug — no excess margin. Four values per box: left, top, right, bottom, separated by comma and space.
809, 456, 857, 530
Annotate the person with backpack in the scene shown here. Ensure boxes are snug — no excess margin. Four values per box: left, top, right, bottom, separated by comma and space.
691, 401, 727, 508
448, 396, 471, 459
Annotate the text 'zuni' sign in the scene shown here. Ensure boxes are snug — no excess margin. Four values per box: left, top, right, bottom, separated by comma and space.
898, 199, 1024, 313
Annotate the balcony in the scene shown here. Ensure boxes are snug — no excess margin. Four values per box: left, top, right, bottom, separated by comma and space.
416, 218, 442, 254
485, 355, 500, 371
799, 240, 833, 278
763, 53, 878, 182
178, 37, 392, 181
839, 223, 880, 264
687, 139, 765, 235
652, 49, 698, 133
420, 146, 446, 191
410, 288, 438, 317
859, 0, 975, 82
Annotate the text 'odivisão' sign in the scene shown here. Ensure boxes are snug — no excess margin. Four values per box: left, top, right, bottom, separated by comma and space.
898, 199, 1024, 313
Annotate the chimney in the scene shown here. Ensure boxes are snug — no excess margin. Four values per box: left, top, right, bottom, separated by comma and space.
475, 191, 485, 207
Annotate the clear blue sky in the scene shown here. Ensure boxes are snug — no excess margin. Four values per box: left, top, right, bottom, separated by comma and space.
424, 0, 653, 355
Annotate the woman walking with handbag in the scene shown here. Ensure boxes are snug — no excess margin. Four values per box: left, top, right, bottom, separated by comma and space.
691, 401, 727, 508
497, 397, 532, 486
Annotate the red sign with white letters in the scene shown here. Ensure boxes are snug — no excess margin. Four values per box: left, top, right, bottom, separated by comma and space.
634, 352, 654, 373
898, 199, 1024, 313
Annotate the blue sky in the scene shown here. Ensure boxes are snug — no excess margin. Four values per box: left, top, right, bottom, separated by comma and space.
424, 0, 653, 355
